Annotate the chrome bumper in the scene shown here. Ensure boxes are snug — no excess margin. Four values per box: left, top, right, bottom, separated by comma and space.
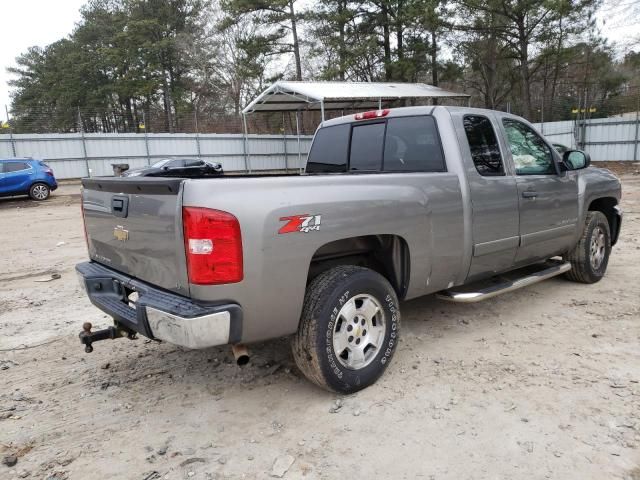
76, 261, 242, 349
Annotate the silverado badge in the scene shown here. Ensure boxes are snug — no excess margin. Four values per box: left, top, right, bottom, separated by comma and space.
113, 225, 129, 242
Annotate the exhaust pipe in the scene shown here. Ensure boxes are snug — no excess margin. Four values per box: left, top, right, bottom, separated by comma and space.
231, 344, 250, 366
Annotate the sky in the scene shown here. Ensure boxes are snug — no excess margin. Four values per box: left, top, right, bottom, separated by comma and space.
0, 0, 86, 114
1, 0, 638, 122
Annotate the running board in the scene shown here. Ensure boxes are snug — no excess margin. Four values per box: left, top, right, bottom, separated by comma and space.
436, 259, 572, 303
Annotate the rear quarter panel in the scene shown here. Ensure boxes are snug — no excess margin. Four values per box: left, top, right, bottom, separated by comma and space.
183, 172, 464, 343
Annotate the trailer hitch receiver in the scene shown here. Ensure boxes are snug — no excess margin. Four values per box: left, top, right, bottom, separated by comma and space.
79, 322, 136, 353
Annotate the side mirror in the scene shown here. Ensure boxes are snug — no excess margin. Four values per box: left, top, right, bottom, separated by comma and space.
562, 150, 590, 170
162, 165, 170, 171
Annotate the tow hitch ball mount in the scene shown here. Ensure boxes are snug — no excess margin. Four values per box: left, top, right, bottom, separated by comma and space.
79, 322, 136, 353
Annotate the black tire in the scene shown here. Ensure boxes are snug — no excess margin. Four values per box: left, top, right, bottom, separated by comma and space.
564, 211, 611, 284
292, 265, 400, 394
29, 183, 50, 201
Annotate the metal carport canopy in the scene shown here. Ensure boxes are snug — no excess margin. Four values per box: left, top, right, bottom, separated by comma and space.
242, 81, 471, 119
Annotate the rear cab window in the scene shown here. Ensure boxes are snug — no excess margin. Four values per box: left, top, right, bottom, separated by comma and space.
306, 124, 350, 172
306, 114, 445, 174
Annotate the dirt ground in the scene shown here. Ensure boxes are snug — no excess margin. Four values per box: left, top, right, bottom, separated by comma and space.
1, 174, 639, 480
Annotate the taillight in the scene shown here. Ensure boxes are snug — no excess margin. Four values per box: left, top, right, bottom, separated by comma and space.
182, 207, 243, 285
45, 168, 54, 176
354, 109, 390, 120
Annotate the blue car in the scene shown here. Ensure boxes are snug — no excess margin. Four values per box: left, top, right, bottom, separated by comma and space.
0, 158, 58, 201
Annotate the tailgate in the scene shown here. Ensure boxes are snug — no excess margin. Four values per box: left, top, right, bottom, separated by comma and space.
81, 177, 189, 295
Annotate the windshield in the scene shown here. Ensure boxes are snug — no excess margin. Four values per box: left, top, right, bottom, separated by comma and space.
151, 159, 171, 168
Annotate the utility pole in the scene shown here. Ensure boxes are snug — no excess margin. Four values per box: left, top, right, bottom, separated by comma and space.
4, 105, 16, 157
78, 107, 90, 177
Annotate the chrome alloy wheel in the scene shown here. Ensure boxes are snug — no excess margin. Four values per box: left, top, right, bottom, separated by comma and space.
590, 226, 606, 270
332, 294, 386, 370
32, 184, 49, 200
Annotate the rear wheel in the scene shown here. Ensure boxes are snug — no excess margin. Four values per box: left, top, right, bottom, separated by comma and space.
29, 183, 50, 201
564, 211, 611, 283
292, 265, 400, 393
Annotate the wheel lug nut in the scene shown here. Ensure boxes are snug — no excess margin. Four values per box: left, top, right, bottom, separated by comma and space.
348, 336, 354, 342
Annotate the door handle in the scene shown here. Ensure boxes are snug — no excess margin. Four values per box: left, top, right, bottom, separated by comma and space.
522, 191, 538, 199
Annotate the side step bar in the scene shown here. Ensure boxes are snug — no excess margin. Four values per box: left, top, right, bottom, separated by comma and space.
436, 259, 572, 303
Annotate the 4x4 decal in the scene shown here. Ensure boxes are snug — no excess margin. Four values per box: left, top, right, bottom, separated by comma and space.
279, 214, 322, 234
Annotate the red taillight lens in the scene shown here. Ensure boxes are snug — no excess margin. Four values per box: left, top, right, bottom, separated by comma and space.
182, 207, 243, 285
45, 169, 54, 176
354, 109, 390, 120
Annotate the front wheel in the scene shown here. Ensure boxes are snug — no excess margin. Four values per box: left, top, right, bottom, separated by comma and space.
292, 265, 400, 393
564, 211, 611, 284
29, 183, 50, 201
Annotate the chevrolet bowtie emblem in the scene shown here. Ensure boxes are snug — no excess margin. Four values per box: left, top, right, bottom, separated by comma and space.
113, 225, 129, 242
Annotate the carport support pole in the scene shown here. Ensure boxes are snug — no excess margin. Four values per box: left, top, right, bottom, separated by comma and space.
5, 105, 16, 157
378, 98, 382, 110
634, 95, 639, 162
194, 109, 201, 159
78, 107, 90, 177
143, 111, 151, 165
296, 110, 302, 174
282, 112, 289, 173
320, 101, 325, 122
242, 113, 251, 173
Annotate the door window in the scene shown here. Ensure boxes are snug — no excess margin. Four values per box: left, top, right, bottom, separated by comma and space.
4, 162, 30, 172
168, 159, 185, 168
502, 119, 555, 175
184, 159, 205, 167
463, 116, 504, 176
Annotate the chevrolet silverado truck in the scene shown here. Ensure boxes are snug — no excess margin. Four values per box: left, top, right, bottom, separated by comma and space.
76, 106, 622, 393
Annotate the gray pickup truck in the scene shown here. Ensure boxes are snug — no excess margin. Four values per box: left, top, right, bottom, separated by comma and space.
76, 106, 622, 393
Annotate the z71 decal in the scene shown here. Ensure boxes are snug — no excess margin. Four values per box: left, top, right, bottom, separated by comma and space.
279, 214, 322, 234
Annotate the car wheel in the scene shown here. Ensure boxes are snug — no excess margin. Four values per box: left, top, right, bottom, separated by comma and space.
564, 211, 611, 284
29, 183, 50, 201
292, 265, 400, 393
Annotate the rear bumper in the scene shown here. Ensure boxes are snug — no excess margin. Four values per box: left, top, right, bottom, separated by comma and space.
76, 262, 242, 348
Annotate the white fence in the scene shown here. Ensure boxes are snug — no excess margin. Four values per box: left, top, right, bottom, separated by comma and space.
533, 114, 640, 162
0, 132, 313, 179
1, 114, 638, 179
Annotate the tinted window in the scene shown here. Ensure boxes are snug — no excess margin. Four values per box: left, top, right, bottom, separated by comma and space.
184, 159, 205, 167
502, 119, 555, 175
350, 123, 385, 171
4, 162, 30, 172
383, 116, 445, 172
306, 124, 350, 173
168, 159, 185, 168
463, 116, 504, 176
151, 159, 170, 168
